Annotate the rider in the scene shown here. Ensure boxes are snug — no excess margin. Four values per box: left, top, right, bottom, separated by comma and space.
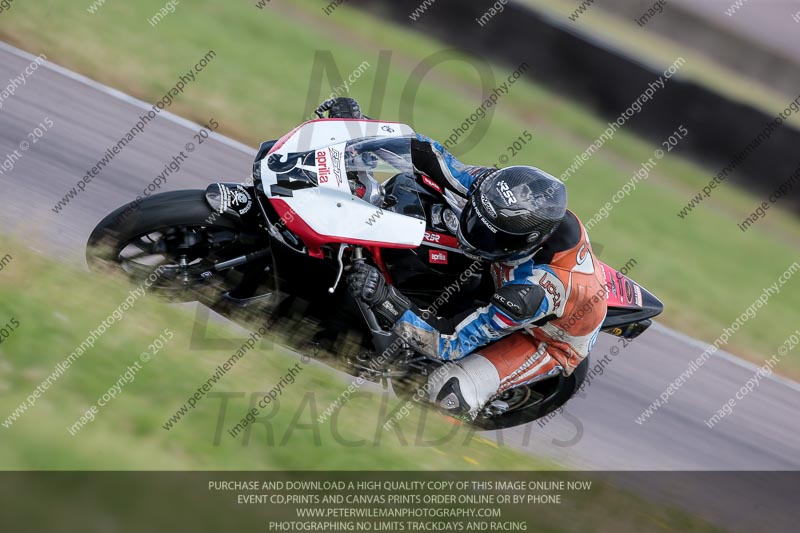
337, 99, 608, 418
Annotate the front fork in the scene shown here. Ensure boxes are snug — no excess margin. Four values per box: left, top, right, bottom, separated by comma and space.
348, 246, 410, 380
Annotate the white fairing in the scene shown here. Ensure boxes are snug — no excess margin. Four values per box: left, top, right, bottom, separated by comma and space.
260, 120, 425, 248
279, 188, 425, 247
274, 119, 414, 154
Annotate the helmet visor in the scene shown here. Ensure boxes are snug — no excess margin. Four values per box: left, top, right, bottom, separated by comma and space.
458, 200, 540, 261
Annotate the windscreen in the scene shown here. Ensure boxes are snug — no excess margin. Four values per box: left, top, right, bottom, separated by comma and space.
344, 136, 414, 180
343, 136, 424, 220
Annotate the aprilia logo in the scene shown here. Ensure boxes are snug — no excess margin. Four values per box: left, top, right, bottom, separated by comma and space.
429, 250, 448, 264
317, 150, 330, 184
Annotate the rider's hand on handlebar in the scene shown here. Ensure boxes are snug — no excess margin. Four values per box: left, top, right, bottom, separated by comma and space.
347, 263, 411, 326
347, 263, 387, 306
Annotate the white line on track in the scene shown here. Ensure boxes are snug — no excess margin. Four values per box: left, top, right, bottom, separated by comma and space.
0, 41, 257, 157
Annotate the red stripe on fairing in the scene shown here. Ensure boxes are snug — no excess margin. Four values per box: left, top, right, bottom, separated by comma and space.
366, 246, 394, 285
423, 231, 459, 248
270, 198, 418, 258
268, 124, 304, 155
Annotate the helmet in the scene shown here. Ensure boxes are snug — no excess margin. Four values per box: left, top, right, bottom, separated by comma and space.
457, 166, 567, 261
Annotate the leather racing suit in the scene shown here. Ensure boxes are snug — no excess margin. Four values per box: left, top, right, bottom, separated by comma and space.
393, 135, 608, 417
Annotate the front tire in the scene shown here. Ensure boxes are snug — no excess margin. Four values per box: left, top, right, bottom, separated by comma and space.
86, 190, 268, 302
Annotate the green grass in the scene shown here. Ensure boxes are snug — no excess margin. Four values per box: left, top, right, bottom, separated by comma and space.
1, 0, 799, 379
0, 241, 724, 532
0, 242, 529, 471
0, 240, 538, 470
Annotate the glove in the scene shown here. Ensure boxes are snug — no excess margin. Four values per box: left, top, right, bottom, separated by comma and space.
347, 263, 411, 326
318, 97, 364, 119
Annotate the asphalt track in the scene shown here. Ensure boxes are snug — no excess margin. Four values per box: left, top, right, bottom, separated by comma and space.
1, 42, 798, 530
671, 0, 800, 67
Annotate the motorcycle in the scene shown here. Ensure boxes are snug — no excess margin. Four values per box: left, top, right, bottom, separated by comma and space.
87, 102, 663, 430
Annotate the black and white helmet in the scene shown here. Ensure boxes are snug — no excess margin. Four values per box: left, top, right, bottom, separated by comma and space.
457, 166, 567, 261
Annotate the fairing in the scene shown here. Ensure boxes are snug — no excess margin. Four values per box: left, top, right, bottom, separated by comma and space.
258, 119, 425, 255
598, 260, 663, 338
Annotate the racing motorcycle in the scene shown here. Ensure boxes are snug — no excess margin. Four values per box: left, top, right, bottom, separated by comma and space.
87, 101, 663, 430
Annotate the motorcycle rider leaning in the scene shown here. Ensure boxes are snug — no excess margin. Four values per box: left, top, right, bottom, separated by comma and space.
345, 116, 607, 419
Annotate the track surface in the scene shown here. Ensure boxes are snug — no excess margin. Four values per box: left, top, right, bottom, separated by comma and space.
671, 0, 800, 66
1, 42, 798, 529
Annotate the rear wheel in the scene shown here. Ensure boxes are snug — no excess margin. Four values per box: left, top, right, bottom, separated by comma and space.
391, 356, 588, 431
86, 190, 271, 303
471, 357, 588, 430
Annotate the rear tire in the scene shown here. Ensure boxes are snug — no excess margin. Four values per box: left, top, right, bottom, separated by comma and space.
470, 357, 589, 431
391, 356, 588, 431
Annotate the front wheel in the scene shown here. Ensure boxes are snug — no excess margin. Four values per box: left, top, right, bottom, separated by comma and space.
86, 190, 270, 303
